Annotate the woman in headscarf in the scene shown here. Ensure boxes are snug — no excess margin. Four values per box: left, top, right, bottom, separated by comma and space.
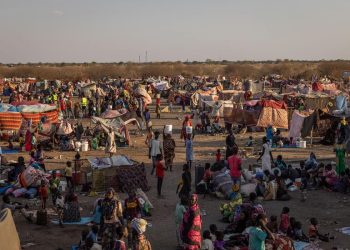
131, 218, 152, 250
62, 191, 81, 223
101, 188, 123, 250
163, 130, 176, 171
181, 194, 202, 250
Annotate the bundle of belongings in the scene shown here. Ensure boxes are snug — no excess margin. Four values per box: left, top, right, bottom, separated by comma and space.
0, 165, 50, 199
88, 155, 149, 193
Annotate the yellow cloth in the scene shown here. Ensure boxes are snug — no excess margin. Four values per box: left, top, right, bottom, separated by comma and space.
82, 97, 87, 107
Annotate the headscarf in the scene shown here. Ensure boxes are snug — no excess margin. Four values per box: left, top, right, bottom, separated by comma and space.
131, 218, 148, 234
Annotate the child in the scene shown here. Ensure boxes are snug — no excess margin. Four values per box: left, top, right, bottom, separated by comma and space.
246, 136, 254, 147
65, 161, 73, 190
323, 164, 337, 189
78, 229, 89, 248
209, 224, 218, 241
266, 215, 278, 233
309, 218, 330, 242
249, 214, 275, 250
203, 163, 212, 184
38, 180, 48, 209
115, 226, 128, 250
55, 192, 64, 227
294, 221, 308, 242
155, 154, 166, 197
213, 231, 225, 250
215, 149, 221, 162
287, 217, 296, 238
202, 230, 214, 250
87, 224, 99, 243
279, 207, 290, 234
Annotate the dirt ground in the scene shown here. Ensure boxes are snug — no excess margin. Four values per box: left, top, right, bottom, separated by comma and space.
5, 105, 350, 250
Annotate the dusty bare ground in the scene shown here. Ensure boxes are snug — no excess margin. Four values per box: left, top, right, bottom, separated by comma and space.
5, 109, 350, 250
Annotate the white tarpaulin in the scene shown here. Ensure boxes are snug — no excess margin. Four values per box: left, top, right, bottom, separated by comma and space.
152, 81, 171, 91
88, 155, 135, 169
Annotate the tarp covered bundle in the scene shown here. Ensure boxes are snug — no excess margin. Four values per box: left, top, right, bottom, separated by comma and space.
0, 112, 22, 130
256, 100, 289, 129
134, 87, 152, 105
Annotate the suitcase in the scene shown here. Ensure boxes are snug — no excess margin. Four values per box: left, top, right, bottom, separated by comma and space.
195, 165, 205, 193
36, 209, 48, 225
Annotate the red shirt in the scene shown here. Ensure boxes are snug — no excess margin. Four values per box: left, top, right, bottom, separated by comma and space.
60, 99, 66, 111
156, 161, 165, 178
156, 98, 160, 105
227, 154, 242, 178
216, 152, 221, 162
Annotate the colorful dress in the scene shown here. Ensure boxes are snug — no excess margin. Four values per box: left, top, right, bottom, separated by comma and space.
335, 145, 346, 175
163, 136, 175, 170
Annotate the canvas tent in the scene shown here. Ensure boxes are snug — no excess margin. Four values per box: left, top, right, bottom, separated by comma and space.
0, 209, 21, 250
226, 100, 289, 129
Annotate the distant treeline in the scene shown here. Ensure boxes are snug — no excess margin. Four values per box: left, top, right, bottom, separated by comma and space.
0, 60, 350, 80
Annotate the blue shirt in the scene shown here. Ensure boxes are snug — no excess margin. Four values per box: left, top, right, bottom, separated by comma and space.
249, 227, 267, 250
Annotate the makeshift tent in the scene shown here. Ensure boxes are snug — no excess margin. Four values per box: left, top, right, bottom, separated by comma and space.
151, 81, 171, 91
0, 209, 21, 250
100, 109, 128, 119
0, 112, 22, 130
88, 155, 149, 193
256, 100, 289, 129
226, 100, 289, 129
92, 116, 140, 145
191, 88, 218, 107
79, 82, 96, 98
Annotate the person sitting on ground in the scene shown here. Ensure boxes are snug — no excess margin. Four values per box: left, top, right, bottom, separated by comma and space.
309, 217, 330, 242
294, 221, 309, 242
213, 231, 225, 250
286, 164, 300, 182
246, 136, 254, 147
114, 226, 128, 250
85, 236, 102, 250
272, 129, 283, 147
266, 215, 278, 233
287, 217, 297, 238
322, 163, 337, 189
334, 171, 350, 193
279, 207, 290, 234
87, 225, 99, 243
209, 224, 218, 242
78, 229, 89, 249
201, 230, 214, 250
274, 155, 287, 173
305, 152, 318, 171
1, 195, 33, 222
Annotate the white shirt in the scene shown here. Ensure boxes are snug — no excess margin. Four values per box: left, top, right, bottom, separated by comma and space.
150, 139, 161, 157
201, 239, 214, 250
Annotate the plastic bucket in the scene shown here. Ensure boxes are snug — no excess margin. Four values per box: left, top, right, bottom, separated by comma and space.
81, 141, 89, 151
164, 125, 173, 134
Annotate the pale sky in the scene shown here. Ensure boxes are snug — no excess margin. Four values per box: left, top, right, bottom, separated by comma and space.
1, 0, 350, 63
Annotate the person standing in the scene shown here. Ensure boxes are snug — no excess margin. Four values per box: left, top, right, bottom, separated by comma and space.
101, 125, 117, 158
185, 134, 194, 169
101, 188, 123, 250
163, 131, 176, 171
227, 146, 242, 187
181, 194, 202, 250
156, 154, 166, 198
81, 95, 88, 118
175, 196, 188, 248
150, 131, 162, 175
257, 136, 274, 174
64, 161, 74, 191
225, 130, 237, 159
178, 164, 192, 199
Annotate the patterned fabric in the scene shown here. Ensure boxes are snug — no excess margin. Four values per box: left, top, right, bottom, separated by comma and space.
62, 201, 81, 222
102, 223, 117, 250
257, 107, 289, 129
181, 194, 202, 247
163, 137, 175, 167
